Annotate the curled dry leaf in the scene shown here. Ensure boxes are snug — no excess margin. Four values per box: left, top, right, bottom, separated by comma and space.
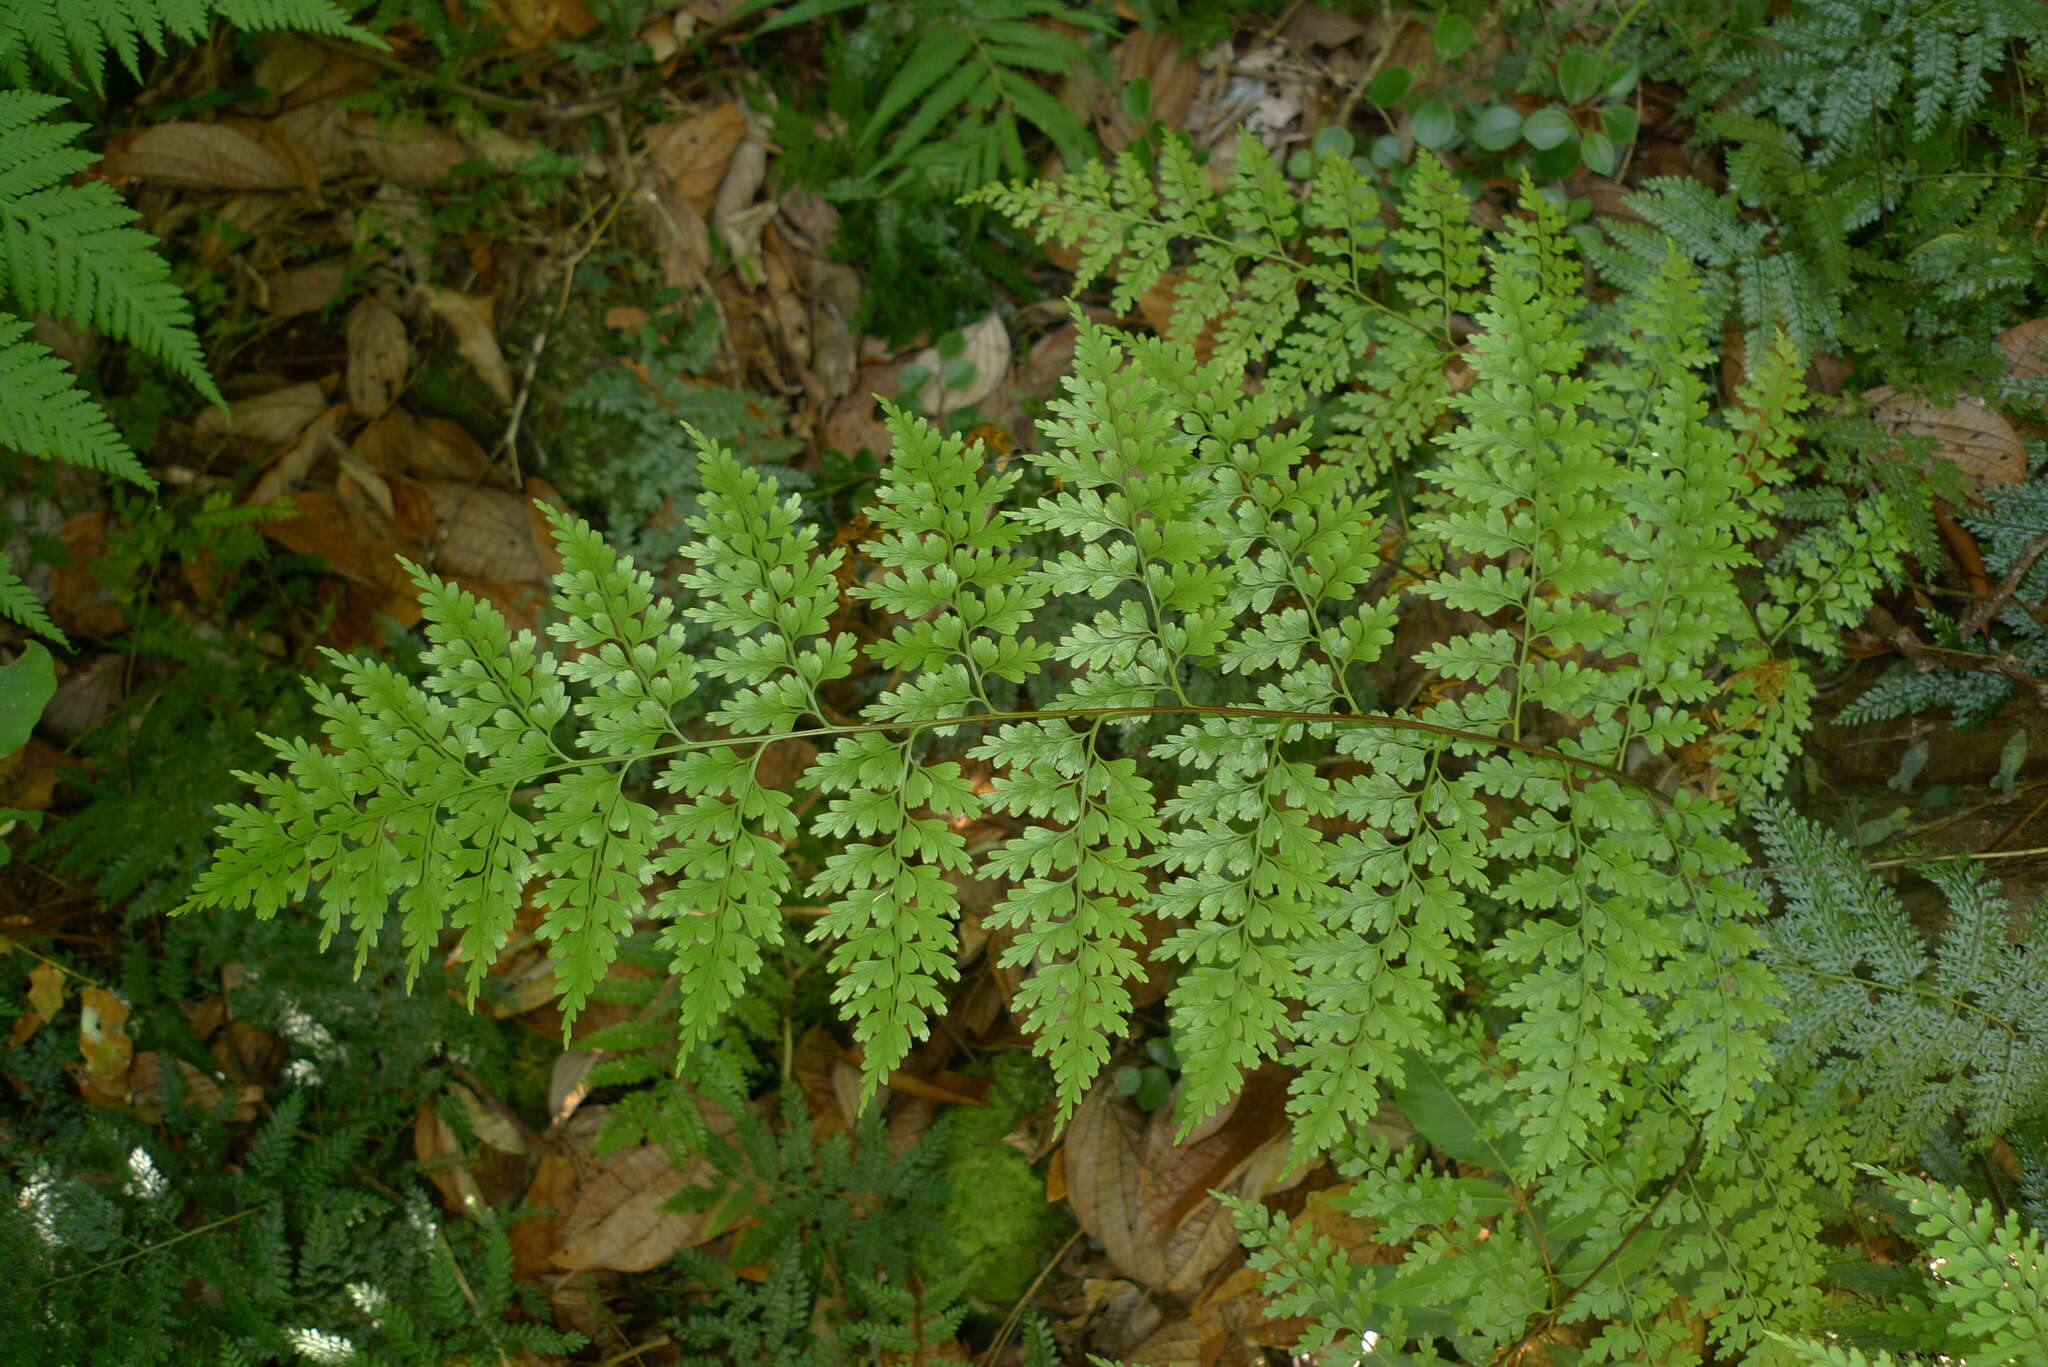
1867, 385, 2027, 493
100, 122, 302, 189
1064, 1067, 1300, 1298
194, 381, 330, 444
345, 297, 409, 419
713, 134, 773, 280
246, 401, 346, 507
420, 286, 515, 405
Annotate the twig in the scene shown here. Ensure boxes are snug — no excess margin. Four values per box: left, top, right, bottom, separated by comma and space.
980, 1227, 1085, 1367
1958, 527, 2048, 637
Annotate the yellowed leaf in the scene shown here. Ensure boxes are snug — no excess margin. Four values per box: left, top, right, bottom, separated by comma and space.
28, 963, 66, 1021
345, 297, 409, 419
78, 986, 131, 1082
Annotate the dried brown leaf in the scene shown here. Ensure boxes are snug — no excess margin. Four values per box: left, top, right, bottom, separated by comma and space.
100, 123, 300, 189
262, 262, 347, 318
421, 286, 515, 405
195, 381, 329, 444
647, 102, 746, 215
423, 482, 550, 582
346, 297, 409, 419
1867, 385, 2027, 492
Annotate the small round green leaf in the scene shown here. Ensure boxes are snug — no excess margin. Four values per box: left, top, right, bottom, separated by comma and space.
0, 643, 55, 754
1287, 148, 1313, 179
1530, 136, 1580, 179
1601, 104, 1639, 144
1472, 104, 1524, 151
1412, 99, 1458, 150
1603, 61, 1641, 100
935, 329, 965, 360
1121, 76, 1151, 124
1370, 133, 1406, 167
1367, 64, 1414, 107
1556, 48, 1601, 104
1521, 106, 1574, 150
1580, 130, 1617, 176
1433, 14, 1474, 60
1313, 125, 1355, 160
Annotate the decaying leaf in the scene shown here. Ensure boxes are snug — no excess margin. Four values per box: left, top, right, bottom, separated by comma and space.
345, 296, 409, 419
1063, 1067, 1302, 1297
421, 286, 516, 405
646, 102, 747, 215
1867, 385, 2026, 492
100, 122, 302, 189
194, 381, 330, 444
553, 1098, 742, 1272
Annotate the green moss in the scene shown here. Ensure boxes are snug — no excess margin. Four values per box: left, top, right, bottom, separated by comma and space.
914, 1051, 1068, 1305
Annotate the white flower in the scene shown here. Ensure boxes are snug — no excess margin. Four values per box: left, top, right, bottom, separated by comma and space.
284, 1327, 358, 1364
123, 1146, 167, 1201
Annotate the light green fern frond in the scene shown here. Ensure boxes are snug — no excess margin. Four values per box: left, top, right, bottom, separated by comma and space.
1771, 1165, 2048, 1367
969, 139, 1483, 475
0, 0, 371, 90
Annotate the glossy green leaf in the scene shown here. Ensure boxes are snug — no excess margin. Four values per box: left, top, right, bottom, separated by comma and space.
0, 642, 55, 753
1603, 60, 1641, 100
1557, 48, 1602, 104
1368, 64, 1414, 107
1580, 130, 1616, 176
1433, 14, 1474, 60
1521, 106, 1574, 150
1412, 99, 1458, 150
1530, 136, 1580, 179
1472, 104, 1524, 151
1601, 104, 1639, 144
1314, 125, 1355, 160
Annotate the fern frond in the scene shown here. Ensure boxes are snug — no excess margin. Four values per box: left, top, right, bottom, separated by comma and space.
0, 315, 152, 486
0, 93, 220, 404
0, 550, 65, 645
1753, 801, 2048, 1154
0, 0, 371, 90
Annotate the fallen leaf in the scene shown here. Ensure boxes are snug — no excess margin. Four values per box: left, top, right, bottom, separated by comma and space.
346, 297, 409, 418
77, 986, 132, 1083
416, 1097, 486, 1215
1064, 1067, 1301, 1297
27, 963, 65, 1021
908, 312, 1012, 414
48, 510, 124, 640
194, 381, 330, 444
1999, 317, 2048, 381
421, 286, 515, 405
262, 262, 347, 318
423, 482, 551, 582
1867, 385, 2027, 492
712, 127, 771, 280
100, 122, 301, 189
259, 488, 417, 598
553, 1097, 741, 1272
646, 103, 747, 215
246, 400, 346, 507
343, 111, 470, 186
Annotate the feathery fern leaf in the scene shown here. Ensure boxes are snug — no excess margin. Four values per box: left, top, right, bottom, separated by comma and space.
0, 0, 371, 90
